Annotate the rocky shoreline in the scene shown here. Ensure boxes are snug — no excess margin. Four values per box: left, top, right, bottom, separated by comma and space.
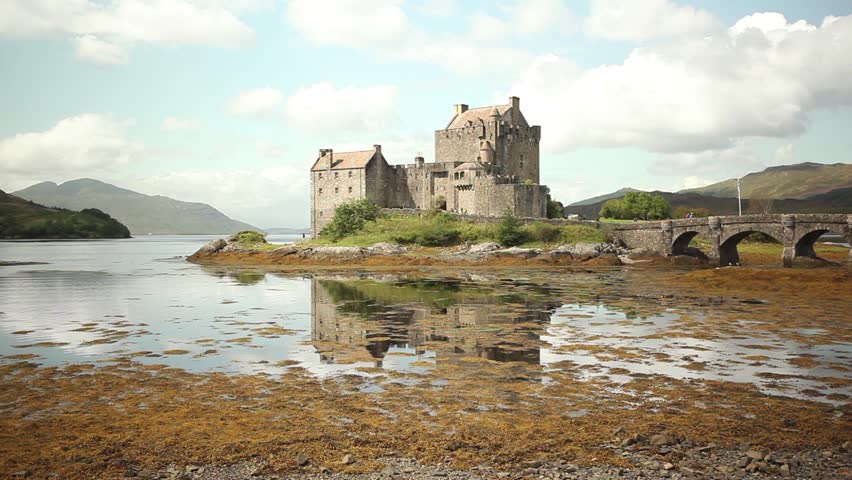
188, 235, 665, 268
139, 438, 852, 480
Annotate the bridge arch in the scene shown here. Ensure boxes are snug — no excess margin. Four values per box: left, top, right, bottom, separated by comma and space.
794, 225, 852, 262
672, 230, 701, 255
718, 228, 784, 266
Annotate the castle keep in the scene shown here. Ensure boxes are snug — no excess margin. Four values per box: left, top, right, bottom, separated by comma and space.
310, 96, 549, 235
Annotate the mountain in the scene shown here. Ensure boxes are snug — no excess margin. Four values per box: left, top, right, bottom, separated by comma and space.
13, 179, 259, 235
264, 227, 311, 234
568, 188, 641, 206
679, 162, 852, 199
0, 189, 131, 239
564, 187, 852, 219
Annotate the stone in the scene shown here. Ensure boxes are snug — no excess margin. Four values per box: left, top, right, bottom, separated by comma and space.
467, 242, 501, 254
842, 441, 851, 452
746, 449, 765, 460
295, 454, 309, 466
662, 462, 675, 470
495, 247, 541, 258
271, 245, 297, 256
380, 466, 396, 476
779, 464, 791, 477
612, 426, 624, 436
311, 246, 365, 259
11, 472, 30, 478
736, 457, 750, 468
184, 465, 201, 473
196, 238, 226, 254
650, 434, 671, 446
341, 454, 356, 465
367, 242, 406, 255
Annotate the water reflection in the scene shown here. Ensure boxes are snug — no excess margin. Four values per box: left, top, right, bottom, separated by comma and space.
311, 277, 560, 366
1, 237, 850, 403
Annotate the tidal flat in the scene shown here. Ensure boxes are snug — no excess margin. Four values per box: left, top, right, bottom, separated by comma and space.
1, 238, 850, 479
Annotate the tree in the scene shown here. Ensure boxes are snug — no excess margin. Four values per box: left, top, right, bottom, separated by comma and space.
599, 192, 671, 220
320, 199, 382, 241
497, 210, 527, 246
546, 199, 565, 219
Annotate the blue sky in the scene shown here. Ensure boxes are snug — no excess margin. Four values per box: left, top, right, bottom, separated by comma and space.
1, 0, 851, 228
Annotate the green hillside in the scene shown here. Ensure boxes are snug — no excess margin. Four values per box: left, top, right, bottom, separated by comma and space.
680, 162, 852, 199
14, 178, 259, 235
568, 187, 641, 206
0, 189, 131, 239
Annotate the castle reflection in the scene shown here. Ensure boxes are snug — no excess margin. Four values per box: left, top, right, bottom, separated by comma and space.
310, 276, 561, 367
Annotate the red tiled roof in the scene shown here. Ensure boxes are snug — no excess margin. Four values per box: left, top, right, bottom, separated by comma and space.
310, 150, 376, 171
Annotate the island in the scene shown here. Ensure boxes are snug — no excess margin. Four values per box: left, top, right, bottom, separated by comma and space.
0, 189, 131, 239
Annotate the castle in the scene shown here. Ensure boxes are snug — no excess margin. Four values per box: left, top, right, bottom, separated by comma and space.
310, 96, 549, 235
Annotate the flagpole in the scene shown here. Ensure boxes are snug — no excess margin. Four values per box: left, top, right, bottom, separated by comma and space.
737, 178, 742, 216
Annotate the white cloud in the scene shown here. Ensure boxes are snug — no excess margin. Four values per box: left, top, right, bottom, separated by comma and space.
415, 0, 456, 17
286, 82, 398, 132
284, 0, 537, 75
0, 114, 141, 175
681, 176, 712, 190
161, 117, 198, 131
286, 0, 407, 48
228, 88, 284, 116
510, 14, 852, 154
585, 0, 719, 41
771, 143, 795, 165
75, 34, 128, 65
0, 0, 254, 64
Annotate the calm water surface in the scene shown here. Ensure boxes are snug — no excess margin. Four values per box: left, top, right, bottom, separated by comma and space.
1, 236, 850, 402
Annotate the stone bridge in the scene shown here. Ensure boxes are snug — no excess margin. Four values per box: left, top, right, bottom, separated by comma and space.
610, 214, 852, 266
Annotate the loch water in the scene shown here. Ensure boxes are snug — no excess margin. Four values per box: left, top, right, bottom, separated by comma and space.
1, 236, 850, 403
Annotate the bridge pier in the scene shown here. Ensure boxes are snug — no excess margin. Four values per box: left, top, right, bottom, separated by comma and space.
707, 216, 721, 264
781, 215, 796, 268
661, 220, 673, 256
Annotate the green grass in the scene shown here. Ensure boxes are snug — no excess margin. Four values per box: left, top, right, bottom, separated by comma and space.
306, 213, 606, 248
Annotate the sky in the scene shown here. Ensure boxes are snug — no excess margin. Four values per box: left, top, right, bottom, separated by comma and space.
1, 0, 851, 228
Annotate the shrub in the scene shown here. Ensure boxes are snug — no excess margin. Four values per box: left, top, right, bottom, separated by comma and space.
546, 200, 564, 219
321, 199, 382, 241
433, 195, 447, 210
393, 210, 461, 246
233, 230, 267, 246
524, 222, 562, 243
497, 210, 527, 246
673, 207, 712, 219
600, 192, 671, 220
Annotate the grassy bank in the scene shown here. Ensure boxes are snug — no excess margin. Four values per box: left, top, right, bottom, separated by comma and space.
307, 212, 606, 248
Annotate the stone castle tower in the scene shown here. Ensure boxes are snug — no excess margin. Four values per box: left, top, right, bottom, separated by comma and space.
310, 96, 548, 235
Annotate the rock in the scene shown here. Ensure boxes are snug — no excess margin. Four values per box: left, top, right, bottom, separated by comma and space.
571, 243, 601, 258
842, 441, 851, 452
271, 245, 297, 256
311, 246, 365, 259
650, 434, 671, 446
467, 242, 501, 254
220, 242, 246, 253
780, 464, 791, 477
524, 460, 542, 468
196, 238, 226, 254
11, 472, 30, 478
662, 462, 675, 471
184, 465, 201, 473
341, 454, 356, 465
495, 247, 541, 258
320, 466, 332, 474
380, 466, 396, 476
736, 457, 750, 468
295, 454, 310, 466
612, 426, 624, 435
367, 242, 406, 255
746, 449, 766, 460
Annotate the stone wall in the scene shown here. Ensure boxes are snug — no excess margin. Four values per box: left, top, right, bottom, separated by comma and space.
311, 166, 368, 234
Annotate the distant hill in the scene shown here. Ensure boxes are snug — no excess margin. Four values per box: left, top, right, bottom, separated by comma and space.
679, 162, 852, 199
564, 187, 852, 219
264, 227, 311, 234
568, 188, 641, 206
14, 179, 259, 235
0, 189, 131, 239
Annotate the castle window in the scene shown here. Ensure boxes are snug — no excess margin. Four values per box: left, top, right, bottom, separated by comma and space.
318, 188, 323, 195
318, 172, 323, 179
520, 155, 524, 168
334, 172, 339, 178
348, 171, 353, 177
334, 187, 339, 194
348, 186, 352, 193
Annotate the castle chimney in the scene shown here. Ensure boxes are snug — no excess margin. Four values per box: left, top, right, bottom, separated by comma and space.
415, 155, 424, 167
373, 144, 382, 156
454, 104, 468, 115
319, 148, 333, 170
509, 96, 520, 124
